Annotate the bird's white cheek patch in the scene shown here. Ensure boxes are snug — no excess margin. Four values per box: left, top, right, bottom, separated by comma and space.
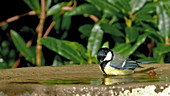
104, 51, 112, 61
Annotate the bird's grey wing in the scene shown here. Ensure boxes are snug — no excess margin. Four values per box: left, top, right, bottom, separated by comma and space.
123, 59, 143, 70
110, 59, 143, 70
109, 52, 127, 69
109, 52, 143, 70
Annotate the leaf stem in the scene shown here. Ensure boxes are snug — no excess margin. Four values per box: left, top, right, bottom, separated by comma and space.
159, 56, 164, 64
36, 0, 46, 66
43, 0, 76, 37
43, 21, 56, 37
165, 36, 170, 45
0, 11, 36, 27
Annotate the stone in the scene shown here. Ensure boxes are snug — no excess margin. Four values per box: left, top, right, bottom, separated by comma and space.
0, 64, 169, 96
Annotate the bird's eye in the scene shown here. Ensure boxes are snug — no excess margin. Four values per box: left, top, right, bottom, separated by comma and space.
97, 56, 105, 61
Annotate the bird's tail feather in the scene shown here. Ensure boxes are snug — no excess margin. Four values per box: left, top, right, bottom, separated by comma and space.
138, 61, 155, 64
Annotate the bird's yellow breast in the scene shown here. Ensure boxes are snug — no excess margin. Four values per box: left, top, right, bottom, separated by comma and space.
104, 63, 134, 75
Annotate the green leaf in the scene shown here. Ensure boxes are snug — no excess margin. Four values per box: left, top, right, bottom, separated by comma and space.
164, 1, 170, 16
23, 0, 34, 10
61, 15, 71, 30
78, 24, 93, 37
53, 15, 71, 39
54, 0, 58, 3
47, 2, 67, 15
115, 0, 131, 14
136, 2, 157, 15
53, 14, 62, 30
136, 14, 155, 23
141, 23, 164, 42
113, 43, 131, 54
123, 33, 149, 57
157, 2, 170, 37
87, 24, 104, 56
10, 30, 35, 64
52, 55, 63, 66
46, 0, 52, 10
113, 33, 148, 57
87, 0, 119, 15
1, 46, 9, 58
129, 0, 146, 12
65, 4, 100, 17
102, 42, 109, 48
137, 55, 159, 62
100, 23, 124, 37
1, 23, 8, 31
64, 40, 87, 63
39, 37, 86, 64
152, 43, 170, 63
125, 27, 139, 43
23, 0, 40, 13
154, 43, 170, 56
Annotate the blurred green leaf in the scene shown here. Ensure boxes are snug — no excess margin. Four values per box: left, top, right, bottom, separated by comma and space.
65, 4, 101, 17
113, 33, 148, 57
23, 0, 40, 13
163, 1, 170, 16
53, 14, 62, 30
52, 55, 63, 66
129, 0, 146, 12
87, 24, 104, 56
115, 0, 131, 14
1, 40, 9, 48
47, 2, 67, 15
79, 24, 93, 37
46, 0, 52, 10
123, 33, 149, 57
136, 14, 155, 23
148, 43, 170, 63
23, 0, 34, 10
61, 16, 71, 30
87, 0, 119, 15
0, 40, 17, 69
102, 41, 109, 48
39, 37, 86, 64
137, 54, 159, 62
1, 24, 8, 31
53, 15, 71, 39
0, 62, 9, 69
154, 43, 170, 56
20, 26, 34, 33
10, 30, 35, 64
64, 40, 87, 63
125, 27, 139, 43
136, 2, 157, 15
141, 23, 163, 43
157, 2, 170, 37
113, 43, 131, 54
100, 23, 124, 37
54, 0, 59, 3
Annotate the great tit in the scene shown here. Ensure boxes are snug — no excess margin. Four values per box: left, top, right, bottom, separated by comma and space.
97, 48, 148, 75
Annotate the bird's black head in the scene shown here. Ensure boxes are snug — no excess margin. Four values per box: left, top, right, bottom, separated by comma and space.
97, 48, 113, 64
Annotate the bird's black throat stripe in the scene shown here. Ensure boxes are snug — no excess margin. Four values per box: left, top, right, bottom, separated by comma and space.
100, 61, 110, 74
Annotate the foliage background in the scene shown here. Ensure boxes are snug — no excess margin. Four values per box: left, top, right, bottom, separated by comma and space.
1, 0, 170, 69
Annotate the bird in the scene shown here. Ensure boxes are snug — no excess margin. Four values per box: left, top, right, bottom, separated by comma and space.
97, 48, 150, 75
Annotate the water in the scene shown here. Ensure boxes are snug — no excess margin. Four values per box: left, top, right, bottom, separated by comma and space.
40, 72, 170, 85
